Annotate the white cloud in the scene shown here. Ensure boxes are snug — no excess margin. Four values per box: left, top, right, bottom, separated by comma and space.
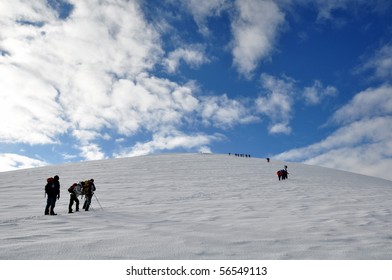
198, 146, 213, 154
303, 80, 338, 105
0, 0, 265, 166
1, 0, 219, 163
107, 73, 257, 134
72, 129, 102, 145
0, 64, 69, 144
269, 123, 292, 134
199, 94, 258, 129
107, 74, 201, 135
62, 153, 78, 160
163, 45, 210, 73
255, 74, 338, 135
0, 0, 162, 149
79, 143, 106, 161
276, 116, 392, 160
231, 0, 285, 76
180, 0, 228, 36
256, 74, 295, 134
303, 143, 392, 181
0, 153, 47, 172
115, 131, 224, 158
358, 43, 392, 81
0, 0, 57, 24
332, 85, 392, 125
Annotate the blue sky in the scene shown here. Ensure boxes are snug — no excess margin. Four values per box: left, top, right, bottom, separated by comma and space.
1, 0, 392, 180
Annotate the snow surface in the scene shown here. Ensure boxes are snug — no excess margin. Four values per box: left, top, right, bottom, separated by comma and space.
1, 153, 392, 260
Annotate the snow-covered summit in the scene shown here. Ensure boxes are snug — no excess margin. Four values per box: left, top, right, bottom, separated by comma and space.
1, 153, 391, 259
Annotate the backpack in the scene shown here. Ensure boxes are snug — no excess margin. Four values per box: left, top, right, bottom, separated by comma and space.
68, 183, 82, 196
68, 183, 77, 193
81, 180, 90, 195
45, 177, 54, 194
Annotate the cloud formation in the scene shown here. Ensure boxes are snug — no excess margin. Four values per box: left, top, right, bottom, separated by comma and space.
256, 74, 295, 134
0, 64, 69, 144
256, 74, 337, 135
303, 80, 338, 105
0, 153, 47, 171
199, 94, 258, 128
275, 85, 392, 180
114, 130, 224, 158
358, 42, 392, 81
179, 0, 228, 36
163, 45, 210, 73
1, 0, 273, 169
231, 0, 285, 77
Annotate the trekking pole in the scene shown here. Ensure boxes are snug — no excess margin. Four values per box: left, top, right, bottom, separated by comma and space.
93, 193, 103, 210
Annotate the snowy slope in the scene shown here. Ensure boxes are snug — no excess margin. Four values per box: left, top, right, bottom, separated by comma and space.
0, 153, 392, 260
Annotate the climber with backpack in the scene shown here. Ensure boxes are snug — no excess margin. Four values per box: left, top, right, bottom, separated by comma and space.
44, 175, 60, 215
82, 179, 96, 211
68, 182, 82, 213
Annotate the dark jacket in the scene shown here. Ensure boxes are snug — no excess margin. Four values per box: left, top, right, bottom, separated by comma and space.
45, 179, 60, 197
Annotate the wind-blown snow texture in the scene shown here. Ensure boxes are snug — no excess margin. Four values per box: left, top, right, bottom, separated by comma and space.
1, 153, 392, 259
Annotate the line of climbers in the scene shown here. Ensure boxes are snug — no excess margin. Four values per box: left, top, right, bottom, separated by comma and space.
229, 153, 251, 158
44, 176, 96, 215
